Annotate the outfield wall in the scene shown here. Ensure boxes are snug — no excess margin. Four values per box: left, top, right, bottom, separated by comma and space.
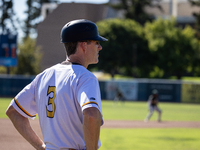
100, 79, 182, 102
181, 82, 200, 103
100, 79, 200, 103
0, 75, 34, 97
0, 75, 200, 103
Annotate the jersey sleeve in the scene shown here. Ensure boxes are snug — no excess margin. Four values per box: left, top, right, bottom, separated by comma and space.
10, 77, 38, 120
77, 75, 103, 124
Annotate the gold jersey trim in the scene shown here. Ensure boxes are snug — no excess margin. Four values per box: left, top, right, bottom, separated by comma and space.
81, 101, 99, 109
14, 97, 36, 118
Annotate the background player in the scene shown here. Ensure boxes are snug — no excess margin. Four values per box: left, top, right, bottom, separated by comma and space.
6, 19, 108, 150
144, 89, 162, 122
114, 86, 125, 104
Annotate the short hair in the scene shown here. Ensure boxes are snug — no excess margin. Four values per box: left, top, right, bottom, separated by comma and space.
63, 42, 78, 56
63, 41, 92, 56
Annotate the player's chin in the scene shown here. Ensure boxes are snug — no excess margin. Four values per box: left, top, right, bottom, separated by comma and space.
91, 59, 99, 64
95, 58, 99, 63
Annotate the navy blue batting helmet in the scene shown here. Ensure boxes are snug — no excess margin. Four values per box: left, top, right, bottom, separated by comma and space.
61, 19, 108, 43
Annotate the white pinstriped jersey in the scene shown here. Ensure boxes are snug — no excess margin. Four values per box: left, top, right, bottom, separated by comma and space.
10, 63, 103, 150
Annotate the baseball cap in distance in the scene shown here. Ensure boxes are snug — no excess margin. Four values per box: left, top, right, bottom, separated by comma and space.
61, 19, 108, 43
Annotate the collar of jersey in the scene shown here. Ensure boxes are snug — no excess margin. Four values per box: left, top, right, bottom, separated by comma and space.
61, 61, 81, 66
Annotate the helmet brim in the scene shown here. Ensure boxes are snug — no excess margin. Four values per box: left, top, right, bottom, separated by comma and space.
93, 35, 108, 41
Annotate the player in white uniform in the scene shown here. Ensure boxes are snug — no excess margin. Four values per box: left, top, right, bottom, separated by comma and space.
144, 89, 162, 122
6, 19, 108, 150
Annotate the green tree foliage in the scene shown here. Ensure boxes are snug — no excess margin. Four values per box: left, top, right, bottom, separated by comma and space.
11, 37, 42, 75
0, 0, 17, 33
94, 18, 151, 78
188, 0, 200, 39
24, 0, 39, 38
144, 18, 200, 79
24, 0, 58, 38
110, 0, 163, 24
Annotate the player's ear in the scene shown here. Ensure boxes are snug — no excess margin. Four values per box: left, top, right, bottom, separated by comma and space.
80, 41, 87, 53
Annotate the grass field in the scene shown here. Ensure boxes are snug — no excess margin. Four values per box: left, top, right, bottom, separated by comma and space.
1, 98, 200, 121
1, 98, 200, 150
102, 100, 200, 121
101, 100, 200, 150
0, 98, 11, 118
100, 128, 200, 150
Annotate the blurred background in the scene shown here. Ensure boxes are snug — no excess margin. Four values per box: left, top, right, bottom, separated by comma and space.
1, 0, 200, 103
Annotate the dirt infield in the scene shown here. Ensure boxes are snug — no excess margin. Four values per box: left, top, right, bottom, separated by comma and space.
1, 119, 200, 150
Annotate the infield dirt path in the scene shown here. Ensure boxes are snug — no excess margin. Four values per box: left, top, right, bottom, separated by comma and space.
1, 119, 200, 150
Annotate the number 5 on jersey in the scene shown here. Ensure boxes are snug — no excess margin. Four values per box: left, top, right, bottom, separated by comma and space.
46, 86, 56, 118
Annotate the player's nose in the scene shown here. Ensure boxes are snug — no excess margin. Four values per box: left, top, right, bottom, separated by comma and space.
98, 44, 102, 51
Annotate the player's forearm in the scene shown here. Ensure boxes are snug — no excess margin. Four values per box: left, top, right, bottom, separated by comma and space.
6, 106, 45, 150
83, 108, 101, 150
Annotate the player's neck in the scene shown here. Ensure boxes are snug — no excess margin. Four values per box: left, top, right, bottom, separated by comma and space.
65, 57, 87, 68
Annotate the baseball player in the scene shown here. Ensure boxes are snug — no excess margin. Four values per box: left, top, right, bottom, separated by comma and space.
6, 19, 108, 150
144, 89, 162, 122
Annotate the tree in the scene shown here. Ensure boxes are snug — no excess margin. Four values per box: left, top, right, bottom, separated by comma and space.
144, 18, 200, 79
23, 0, 58, 38
11, 36, 42, 75
188, 0, 200, 39
109, 0, 163, 24
0, 0, 17, 33
91, 18, 151, 78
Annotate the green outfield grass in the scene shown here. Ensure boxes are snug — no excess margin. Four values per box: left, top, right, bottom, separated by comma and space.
102, 100, 200, 121
100, 100, 200, 150
100, 128, 200, 150
0, 98, 11, 118
1, 98, 200, 150
1, 98, 200, 121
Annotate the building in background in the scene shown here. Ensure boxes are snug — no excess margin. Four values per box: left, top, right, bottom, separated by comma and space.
145, 0, 199, 27
109, 0, 199, 27
37, 0, 199, 71
37, 3, 108, 70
